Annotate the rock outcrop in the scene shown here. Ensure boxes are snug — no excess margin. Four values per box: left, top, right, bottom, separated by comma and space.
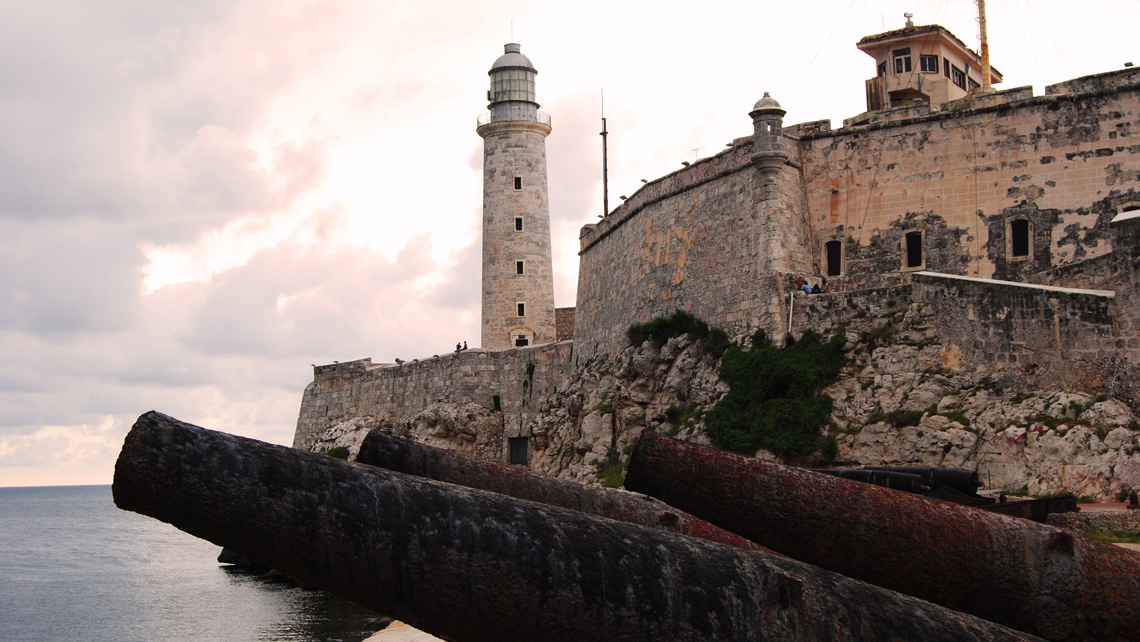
300, 303, 1140, 501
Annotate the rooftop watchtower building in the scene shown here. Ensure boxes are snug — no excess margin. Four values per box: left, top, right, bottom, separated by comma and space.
853, 16, 1003, 118
476, 44, 556, 349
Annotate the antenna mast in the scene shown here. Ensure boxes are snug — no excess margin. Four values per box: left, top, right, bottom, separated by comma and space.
976, 0, 992, 91
600, 90, 609, 217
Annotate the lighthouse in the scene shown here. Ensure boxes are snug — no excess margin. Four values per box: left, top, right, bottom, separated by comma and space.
476, 43, 556, 350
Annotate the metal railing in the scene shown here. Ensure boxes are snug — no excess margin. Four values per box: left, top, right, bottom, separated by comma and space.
476, 111, 552, 127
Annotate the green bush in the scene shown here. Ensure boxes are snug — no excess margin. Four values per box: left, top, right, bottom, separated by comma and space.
595, 449, 626, 488
705, 329, 846, 457
819, 434, 840, 461
325, 446, 350, 460
627, 310, 731, 357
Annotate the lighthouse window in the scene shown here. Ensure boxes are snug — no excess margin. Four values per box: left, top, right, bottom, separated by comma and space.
514, 176, 522, 190
516, 260, 525, 275
517, 302, 526, 317
515, 217, 523, 231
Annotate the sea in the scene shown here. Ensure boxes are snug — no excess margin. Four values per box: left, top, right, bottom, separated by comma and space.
0, 485, 384, 642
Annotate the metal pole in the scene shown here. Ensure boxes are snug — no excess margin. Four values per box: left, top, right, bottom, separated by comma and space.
601, 118, 609, 217
978, 0, 992, 91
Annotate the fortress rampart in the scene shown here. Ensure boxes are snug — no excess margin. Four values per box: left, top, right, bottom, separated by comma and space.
573, 67, 1140, 358
293, 343, 574, 457
295, 48, 1140, 475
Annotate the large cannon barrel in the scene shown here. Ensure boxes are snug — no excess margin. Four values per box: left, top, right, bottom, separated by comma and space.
864, 465, 982, 495
356, 428, 768, 552
624, 430, 1140, 642
809, 468, 931, 494
114, 412, 1048, 642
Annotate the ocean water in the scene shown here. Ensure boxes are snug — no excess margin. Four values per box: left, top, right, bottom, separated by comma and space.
0, 485, 383, 642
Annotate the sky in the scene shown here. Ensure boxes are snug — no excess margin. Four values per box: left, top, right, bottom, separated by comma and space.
1, 0, 1137, 487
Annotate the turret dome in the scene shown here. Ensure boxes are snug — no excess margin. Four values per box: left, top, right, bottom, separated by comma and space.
752, 91, 782, 112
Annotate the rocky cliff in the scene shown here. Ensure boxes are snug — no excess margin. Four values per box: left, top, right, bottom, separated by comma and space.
300, 301, 1140, 502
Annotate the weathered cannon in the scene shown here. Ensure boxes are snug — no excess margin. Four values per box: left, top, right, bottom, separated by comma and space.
356, 428, 768, 552
624, 429, 1140, 642
114, 411, 1048, 642
809, 467, 931, 494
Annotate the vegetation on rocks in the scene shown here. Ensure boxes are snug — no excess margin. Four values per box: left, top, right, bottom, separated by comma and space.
706, 329, 847, 457
325, 446, 350, 459
628, 310, 730, 357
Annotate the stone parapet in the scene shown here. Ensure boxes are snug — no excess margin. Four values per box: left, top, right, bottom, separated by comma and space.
1047, 510, 1140, 536
293, 343, 574, 460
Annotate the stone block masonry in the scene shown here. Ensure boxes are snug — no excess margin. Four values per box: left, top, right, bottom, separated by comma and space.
479, 121, 557, 349
574, 67, 1140, 358
293, 343, 574, 461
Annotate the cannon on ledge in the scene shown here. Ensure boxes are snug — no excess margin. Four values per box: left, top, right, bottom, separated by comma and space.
626, 430, 1140, 642
113, 412, 1050, 642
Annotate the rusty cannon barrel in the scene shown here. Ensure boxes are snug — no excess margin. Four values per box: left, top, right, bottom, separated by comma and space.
809, 468, 931, 494
356, 428, 768, 552
624, 430, 1140, 642
864, 465, 982, 495
114, 411, 1049, 642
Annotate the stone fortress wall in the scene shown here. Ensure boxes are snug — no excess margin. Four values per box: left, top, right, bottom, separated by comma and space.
573, 67, 1140, 358
294, 59, 1140, 484
293, 343, 573, 460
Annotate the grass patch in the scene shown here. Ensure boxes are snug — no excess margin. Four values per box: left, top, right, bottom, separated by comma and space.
325, 446, 350, 460
595, 449, 626, 488
705, 329, 846, 457
594, 402, 614, 416
938, 411, 971, 427
1031, 414, 1063, 429
628, 310, 731, 357
1087, 531, 1140, 544
881, 409, 923, 428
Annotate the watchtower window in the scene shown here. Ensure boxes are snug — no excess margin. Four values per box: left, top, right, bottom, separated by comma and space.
920, 55, 939, 73
951, 65, 966, 89
514, 335, 529, 347
515, 217, 523, 231
509, 437, 529, 465
1010, 219, 1031, 258
904, 231, 924, 269
893, 48, 911, 74
517, 302, 525, 317
825, 240, 843, 277
514, 176, 522, 190
516, 260, 524, 275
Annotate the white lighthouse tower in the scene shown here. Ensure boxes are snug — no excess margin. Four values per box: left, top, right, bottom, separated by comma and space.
476, 43, 557, 350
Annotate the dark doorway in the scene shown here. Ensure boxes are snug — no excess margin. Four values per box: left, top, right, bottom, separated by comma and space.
1010, 219, 1030, 257
509, 437, 528, 465
515, 336, 529, 347
904, 231, 923, 268
825, 240, 842, 276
